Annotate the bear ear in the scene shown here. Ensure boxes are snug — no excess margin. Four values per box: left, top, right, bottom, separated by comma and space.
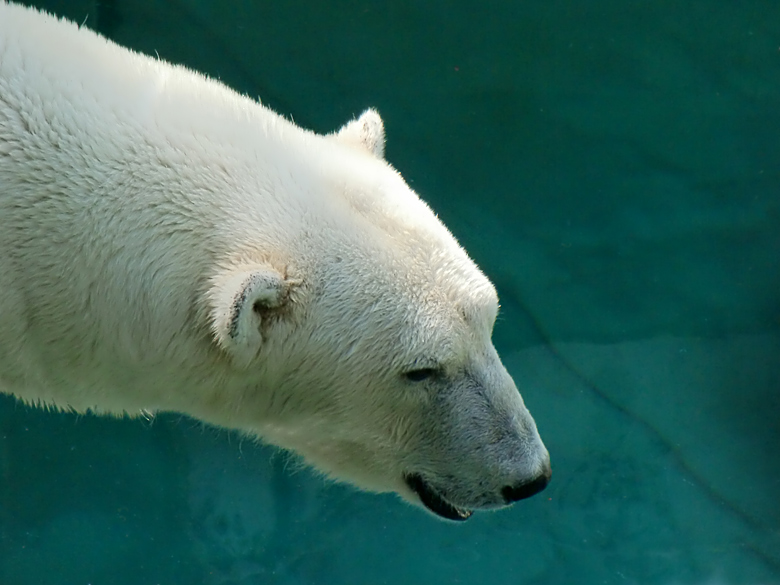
335, 108, 386, 159
208, 266, 295, 367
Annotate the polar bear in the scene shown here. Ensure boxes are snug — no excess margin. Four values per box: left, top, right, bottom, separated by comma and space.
0, 2, 550, 520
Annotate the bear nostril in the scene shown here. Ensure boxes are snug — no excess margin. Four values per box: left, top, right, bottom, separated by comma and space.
502, 470, 551, 503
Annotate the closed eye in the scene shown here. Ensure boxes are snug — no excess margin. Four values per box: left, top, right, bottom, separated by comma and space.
403, 368, 440, 382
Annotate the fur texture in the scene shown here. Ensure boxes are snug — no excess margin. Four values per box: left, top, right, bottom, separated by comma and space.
0, 2, 549, 516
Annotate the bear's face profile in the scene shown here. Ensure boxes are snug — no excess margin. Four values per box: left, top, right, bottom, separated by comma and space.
207, 112, 550, 520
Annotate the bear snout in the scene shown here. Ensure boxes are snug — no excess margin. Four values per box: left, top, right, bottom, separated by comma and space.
501, 461, 552, 503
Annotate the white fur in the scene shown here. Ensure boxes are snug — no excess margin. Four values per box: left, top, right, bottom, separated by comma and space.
0, 2, 549, 515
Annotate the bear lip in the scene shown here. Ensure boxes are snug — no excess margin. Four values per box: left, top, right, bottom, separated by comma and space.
403, 473, 473, 521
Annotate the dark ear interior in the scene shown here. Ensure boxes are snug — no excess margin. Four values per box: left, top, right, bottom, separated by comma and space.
209, 267, 290, 367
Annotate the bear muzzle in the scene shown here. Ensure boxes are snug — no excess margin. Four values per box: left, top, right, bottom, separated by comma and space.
501, 460, 552, 503
404, 472, 473, 521
403, 459, 551, 521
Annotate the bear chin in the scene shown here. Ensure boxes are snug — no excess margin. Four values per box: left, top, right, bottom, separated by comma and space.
403, 473, 473, 522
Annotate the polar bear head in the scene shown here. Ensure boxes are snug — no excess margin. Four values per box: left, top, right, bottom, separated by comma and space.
206, 110, 550, 520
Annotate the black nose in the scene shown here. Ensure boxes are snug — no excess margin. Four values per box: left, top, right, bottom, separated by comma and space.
502, 467, 551, 503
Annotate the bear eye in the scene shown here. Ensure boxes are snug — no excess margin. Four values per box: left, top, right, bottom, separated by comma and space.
403, 368, 439, 382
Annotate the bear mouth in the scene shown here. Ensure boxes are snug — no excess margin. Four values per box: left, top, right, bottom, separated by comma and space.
403, 473, 473, 521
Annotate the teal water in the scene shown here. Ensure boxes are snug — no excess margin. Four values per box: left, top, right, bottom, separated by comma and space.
1, 1, 779, 583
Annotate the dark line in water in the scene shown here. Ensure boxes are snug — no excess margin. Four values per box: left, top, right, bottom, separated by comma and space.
513, 288, 780, 573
